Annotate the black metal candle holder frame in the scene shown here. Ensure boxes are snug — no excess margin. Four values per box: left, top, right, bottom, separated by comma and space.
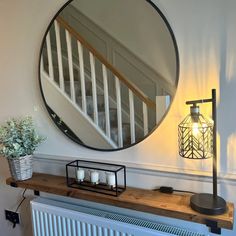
66, 160, 126, 197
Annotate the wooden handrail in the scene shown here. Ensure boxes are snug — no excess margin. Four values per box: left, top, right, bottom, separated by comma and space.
56, 16, 156, 109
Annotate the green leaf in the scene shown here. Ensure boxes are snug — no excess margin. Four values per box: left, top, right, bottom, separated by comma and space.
0, 116, 46, 158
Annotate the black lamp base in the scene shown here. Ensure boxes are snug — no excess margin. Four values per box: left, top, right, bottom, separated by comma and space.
190, 193, 226, 215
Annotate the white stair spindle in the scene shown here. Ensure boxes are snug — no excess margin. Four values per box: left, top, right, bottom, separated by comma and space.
54, 20, 65, 91
66, 30, 76, 103
143, 102, 148, 136
46, 33, 54, 80
102, 65, 111, 138
129, 90, 135, 144
89, 52, 98, 125
77, 41, 87, 113
115, 76, 123, 147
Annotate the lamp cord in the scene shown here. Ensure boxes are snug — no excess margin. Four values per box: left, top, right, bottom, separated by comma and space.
15, 188, 27, 213
171, 189, 196, 194
153, 186, 196, 195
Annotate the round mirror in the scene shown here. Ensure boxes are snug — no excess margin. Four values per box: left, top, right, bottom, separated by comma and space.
39, 0, 179, 150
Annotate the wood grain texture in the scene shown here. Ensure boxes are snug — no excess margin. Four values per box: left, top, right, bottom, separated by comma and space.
6, 173, 234, 230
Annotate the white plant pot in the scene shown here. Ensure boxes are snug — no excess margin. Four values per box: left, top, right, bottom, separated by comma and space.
7, 155, 33, 181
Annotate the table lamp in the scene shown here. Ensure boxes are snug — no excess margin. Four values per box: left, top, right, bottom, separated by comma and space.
178, 89, 226, 215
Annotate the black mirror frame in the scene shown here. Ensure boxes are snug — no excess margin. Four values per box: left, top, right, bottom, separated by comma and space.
38, 0, 180, 151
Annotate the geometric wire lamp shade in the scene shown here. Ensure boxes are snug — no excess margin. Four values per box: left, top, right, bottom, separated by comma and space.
178, 105, 214, 159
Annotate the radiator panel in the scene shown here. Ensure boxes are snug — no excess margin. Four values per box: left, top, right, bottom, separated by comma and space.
31, 198, 205, 236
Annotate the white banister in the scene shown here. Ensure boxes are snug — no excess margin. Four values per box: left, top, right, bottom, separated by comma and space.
77, 41, 87, 114
89, 52, 98, 125
143, 102, 148, 136
102, 65, 111, 138
65, 30, 76, 103
115, 76, 123, 147
54, 21, 65, 91
46, 33, 54, 80
53, 16, 161, 148
129, 90, 135, 144
44, 17, 164, 148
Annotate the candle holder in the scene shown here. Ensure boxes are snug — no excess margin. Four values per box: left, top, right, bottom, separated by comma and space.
76, 168, 85, 183
106, 172, 116, 188
66, 160, 126, 196
90, 170, 99, 185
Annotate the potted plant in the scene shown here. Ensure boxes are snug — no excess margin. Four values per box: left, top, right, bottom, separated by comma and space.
0, 116, 45, 181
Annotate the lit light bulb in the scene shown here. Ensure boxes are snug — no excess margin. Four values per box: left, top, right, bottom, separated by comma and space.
192, 122, 200, 137
192, 122, 209, 137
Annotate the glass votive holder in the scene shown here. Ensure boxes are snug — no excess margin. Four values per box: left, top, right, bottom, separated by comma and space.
106, 172, 116, 188
90, 171, 99, 185
76, 168, 85, 182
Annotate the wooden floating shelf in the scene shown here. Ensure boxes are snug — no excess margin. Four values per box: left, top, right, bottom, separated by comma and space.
6, 173, 234, 233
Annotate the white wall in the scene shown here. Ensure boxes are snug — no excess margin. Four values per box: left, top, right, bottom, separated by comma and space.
0, 0, 236, 236
0, 1, 67, 235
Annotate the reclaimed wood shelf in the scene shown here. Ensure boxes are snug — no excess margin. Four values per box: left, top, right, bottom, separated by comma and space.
6, 173, 234, 234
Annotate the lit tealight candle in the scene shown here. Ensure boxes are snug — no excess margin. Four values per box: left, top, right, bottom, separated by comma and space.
106, 173, 116, 188
90, 171, 99, 184
76, 168, 85, 182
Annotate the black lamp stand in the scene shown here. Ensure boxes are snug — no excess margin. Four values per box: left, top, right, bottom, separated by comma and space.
186, 89, 226, 215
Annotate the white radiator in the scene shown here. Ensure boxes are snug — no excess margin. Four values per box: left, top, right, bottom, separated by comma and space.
31, 198, 205, 236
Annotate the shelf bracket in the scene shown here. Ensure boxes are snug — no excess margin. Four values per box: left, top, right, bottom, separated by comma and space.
34, 190, 40, 196
10, 182, 18, 188
206, 219, 221, 234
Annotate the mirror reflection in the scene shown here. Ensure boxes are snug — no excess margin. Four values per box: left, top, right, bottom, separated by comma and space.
39, 0, 179, 150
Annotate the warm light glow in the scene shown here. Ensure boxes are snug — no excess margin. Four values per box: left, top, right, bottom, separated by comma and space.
192, 122, 200, 137
179, 113, 213, 159
192, 122, 209, 138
